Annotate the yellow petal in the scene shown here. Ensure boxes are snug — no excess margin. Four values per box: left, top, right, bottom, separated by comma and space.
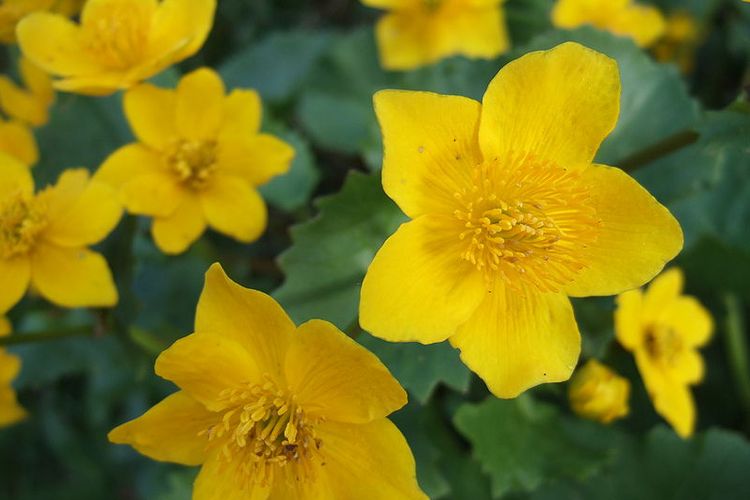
0, 257, 31, 314
662, 296, 713, 347
108, 391, 215, 466
642, 267, 683, 321
374, 12, 437, 71
373, 90, 481, 218
124, 84, 178, 150
155, 333, 261, 411
218, 89, 262, 139
193, 452, 271, 500
217, 134, 294, 187
614, 289, 644, 351
30, 243, 117, 308
95, 143, 165, 188
199, 175, 267, 243
0, 77, 48, 127
0, 120, 38, 166
151, 195, 206, 255
479, 42, 620, 169
564, 165, 683, 297
194, 263, 296, 380
315, 419, 427, 500
360, 215, 486, 344
0, 153, 34, 198
671, 349, 704, 385
42, 174, 122, 248
636, 353, 695, 438
436, 4, 509, 60
20, 56, 54, 105
0, 353, 27, 426
176, 68, 225, 141
149, 0, 216, 64
16, 12, 100, 77
121, 172, 185, 217
285, 319, 406, 424
0, 317, 9, 336
613, 4, 665, 48
50, 72, 136, 96
449, 284, 580, 398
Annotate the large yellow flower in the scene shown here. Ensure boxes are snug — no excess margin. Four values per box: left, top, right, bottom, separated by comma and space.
568, 359, 629, 424
552, 0, 665, 48
359, 42, 683, 398
109, 264, 426, 500
0, 156, 122, 313
16, 0, 216, 95
362, 0, 509, 70
615, 268, 712, 438
95, 68, 294, 255
0, 316, 26, 428
0, 118, 37, 166
0, 56, 55, 127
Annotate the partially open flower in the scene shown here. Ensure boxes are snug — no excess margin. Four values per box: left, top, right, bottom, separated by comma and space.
568, 359, 630, 424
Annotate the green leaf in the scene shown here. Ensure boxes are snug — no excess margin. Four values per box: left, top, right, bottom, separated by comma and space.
454, 396, 615, 497
357, 336, 471, 404
274, 171, 405, 329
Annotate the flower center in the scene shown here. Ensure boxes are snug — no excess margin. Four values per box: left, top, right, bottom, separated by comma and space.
201, 378, 323, 487
453, 156, 600, 292
166, 140, 219, 190
422, 0, 444, 12
0, 192, 46, 259
644, 325, 683, 365
81, 0, 152, 69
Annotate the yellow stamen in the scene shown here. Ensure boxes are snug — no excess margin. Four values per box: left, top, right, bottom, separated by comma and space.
166, 139, 219, 190
0, 191, 47, 259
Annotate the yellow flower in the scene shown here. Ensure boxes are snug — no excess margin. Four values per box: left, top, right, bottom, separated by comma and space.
52, 0, 84, 16
552, 0, 665, 48
95, 68, 294, 255
615, 268, 712, 438
16, 0, 216, 95
0, 316, 26, 428
0, 56, 55, 127
568, 359, 629, 424
652, 11, 701, 74
0, 156, 122, 313
359, 42, 682, 399
0, 118, 38, 166
109, 264, 426, 500
362, 0, 509, 70
0, 0, 54, 44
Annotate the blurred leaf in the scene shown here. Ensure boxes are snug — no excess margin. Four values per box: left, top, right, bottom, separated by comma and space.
505, 0, 554, 45
259, 127, 320, 211
274, 171, 405, 329
454, 396, 615, 497
297, 91, 376, 154
357, 336, 471, 404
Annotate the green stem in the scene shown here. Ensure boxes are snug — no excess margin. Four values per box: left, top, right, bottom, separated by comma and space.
723, 294, 750, 425
0, 325, 93, 346
618, 129, 699, 172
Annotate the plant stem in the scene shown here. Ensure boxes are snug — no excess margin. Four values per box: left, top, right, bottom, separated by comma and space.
0, 325, 93, 346
618, 129, 699, 172
723, 293, 750, 427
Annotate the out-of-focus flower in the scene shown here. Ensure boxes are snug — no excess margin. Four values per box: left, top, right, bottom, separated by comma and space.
362, 0, 509, 70
359, 42, 682, 398
17, 0, 216, 95
652, 11, 701, 74
616, 268, 713, 438
0, 316, 26, 428
0, 57, 55, 127
552, 0, 665, 48
52, 0, 84, 16
95, 68, 294, 255
0, 118, 37, 166
0, 0, 54, 44
568, 359, 630, 424
0, 157, 122, 313
109, 263, 426, 500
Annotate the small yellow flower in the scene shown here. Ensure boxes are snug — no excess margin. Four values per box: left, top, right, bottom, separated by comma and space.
109, 264, 426, 500
16, 0, 216, 95
0, 156, 122, 313
360, 42, 682, 398
568, 359, 629, 424
362, 0, 510, 70
0, 118, 38, 166
0, 0, 54, 44
95, 68, 294, 255
552, 0, 665, 48
0, 56, 55, 127
652, 11, 701, 74
615, 268, 713, 438
0, 316, 26, 428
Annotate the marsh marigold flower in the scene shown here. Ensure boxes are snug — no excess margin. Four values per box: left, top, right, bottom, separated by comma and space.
0, 57, 54, 127
360, 42, 682, 398
0, 156, 122, 313
16, 0, 216, 95
615, 268, 712, 438
0, 118, 37, 166
96, 68, 293, 255
0, 317, 26, 428
552, 0, 665, 48
652, 11, 701, 74
109, 263, 426, 499
362, 0, 509, 70
568, 359, 629, 424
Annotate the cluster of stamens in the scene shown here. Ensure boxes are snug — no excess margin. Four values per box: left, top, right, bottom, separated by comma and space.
82, 0, 150, 69
644, 325, 683, 365
453, 157, 600, 293
0, 192, 46, 259
166, 139, 219, 190
201, 377, 323, 488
